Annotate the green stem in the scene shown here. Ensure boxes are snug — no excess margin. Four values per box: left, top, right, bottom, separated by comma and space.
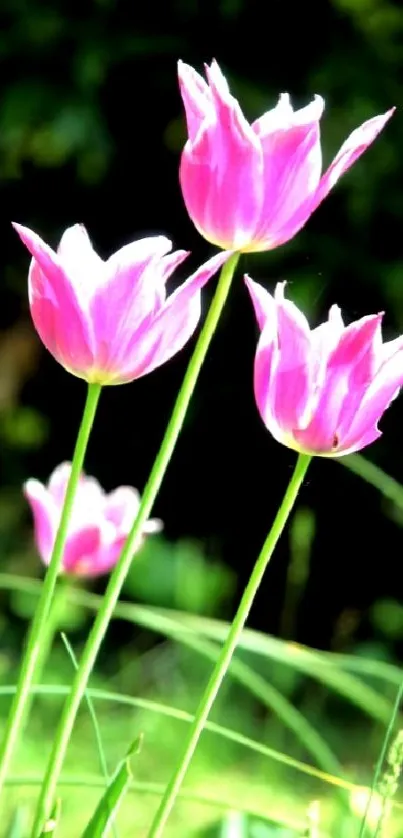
147, 451, 312, 838
31, 252, 240, 836
0, 382, 101, 797
18, 584, 67, 736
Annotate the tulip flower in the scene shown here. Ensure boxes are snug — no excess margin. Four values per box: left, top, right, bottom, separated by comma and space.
24, 462, 162, 576
178, 60, 394, 252
13, 222, 230, 384
246, 278, 403, 456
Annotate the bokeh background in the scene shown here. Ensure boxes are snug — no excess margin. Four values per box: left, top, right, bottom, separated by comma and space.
1, 0, 403, 835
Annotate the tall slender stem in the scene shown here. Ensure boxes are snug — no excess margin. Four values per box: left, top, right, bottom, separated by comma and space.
0, 382, 101, 798
31, 253, 240, 836
147, 452, 312, 838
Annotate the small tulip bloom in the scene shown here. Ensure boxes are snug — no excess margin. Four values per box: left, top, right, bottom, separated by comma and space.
246, 278, 403, 457
178, 60, 394, 252
13, 222, 230, 384
24, 462, 162, 577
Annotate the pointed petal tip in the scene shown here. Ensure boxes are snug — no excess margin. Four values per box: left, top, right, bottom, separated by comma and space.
177, 59, 190, 77
274, 280, 287, 300
23, 477, 44, 500
12, 221, 31, 238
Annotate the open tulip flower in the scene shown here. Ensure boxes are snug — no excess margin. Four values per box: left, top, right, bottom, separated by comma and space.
178, 59, 394, 253
13, 222, 230, 384
24, 462, 162, 577
246, 278, 403, 457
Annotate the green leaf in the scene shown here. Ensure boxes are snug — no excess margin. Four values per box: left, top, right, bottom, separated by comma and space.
81, 737, 141, 837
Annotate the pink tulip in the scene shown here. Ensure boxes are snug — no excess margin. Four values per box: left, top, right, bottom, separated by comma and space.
24, 462, 162, 576
246, 278, 403, 457
13, 222, 230, 384
178, 60, 394, 252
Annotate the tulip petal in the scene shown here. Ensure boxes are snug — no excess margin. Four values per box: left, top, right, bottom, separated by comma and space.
105, 486, 141, 532
13, 222, 96, 374
90, 238, 179, 378
313, 109, 395, 209
253, 324, 278, 430
48, 462, 72, 505
178, 60, 213, 143
62, 526, 102, 575
271, 284, 313, 430
180, 62, 264, 250
29, 262, 95, 376
294, 315, 382, 452
57, 225, 105, 299
24, 479, 58, 564
341, 348, 403, 453
244, 275, 275, 331
119, 251, 231, 380
253, 122, 322, 248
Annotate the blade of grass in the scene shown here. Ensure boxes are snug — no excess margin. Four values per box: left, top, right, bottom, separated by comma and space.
358, 678, 403, 838
0, 683, 353, 792
170, 633, 342, 777
38, 798, 61, 837
342, 454, 403, 510
60, 633, 116, 837
0, 574, 394, 725
142, 607, 393, 726
2, 683, 403, 814
81, 738, 141, 838
1, 776, 311, 834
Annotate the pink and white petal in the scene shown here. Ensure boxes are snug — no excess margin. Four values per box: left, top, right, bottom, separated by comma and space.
180, 66, 264, 250
252, 124, 322, 247
324, 314, 383, 437
62, 525, 102, 575
340, 349, 403, 452
24, 479, 58, 564
178, 60, 213, 144
115, 251, 232, 380
252, 93, 294, 137
292, 96, 325, 127
334, 315, 384, 437
253, 327, 278, 429
106, 236, 173, 285
158, 250, 190, 287
88, 535, 129, 577
244, 276, 275, 331
312, 109, 395, 209
311, 305, 344, 367
296, 315, 383, 451
180, 129, 264, 250
144, 517, 164, 534
90, 239, 175, 372
57, 225, 105, 297
328, 314, 382, 374
47, 462, 72, 505
293, 372, 351, 453
105, 486, 141, 533
379, 334, 403, 365
253, 94, 324, 139
13, 223, 63, 283
332, 425, 382, 457
72, 477, 106, 529
271, 288, 314, 430
29, 258, 95, 375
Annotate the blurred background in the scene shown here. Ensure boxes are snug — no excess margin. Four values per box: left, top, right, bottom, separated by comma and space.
1, 0, 403, 834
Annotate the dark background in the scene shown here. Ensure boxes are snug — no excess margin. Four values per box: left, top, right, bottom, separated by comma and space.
1, 0, 403, 656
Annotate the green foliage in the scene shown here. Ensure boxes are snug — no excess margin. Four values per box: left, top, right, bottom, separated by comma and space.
81, 738, 141, 838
